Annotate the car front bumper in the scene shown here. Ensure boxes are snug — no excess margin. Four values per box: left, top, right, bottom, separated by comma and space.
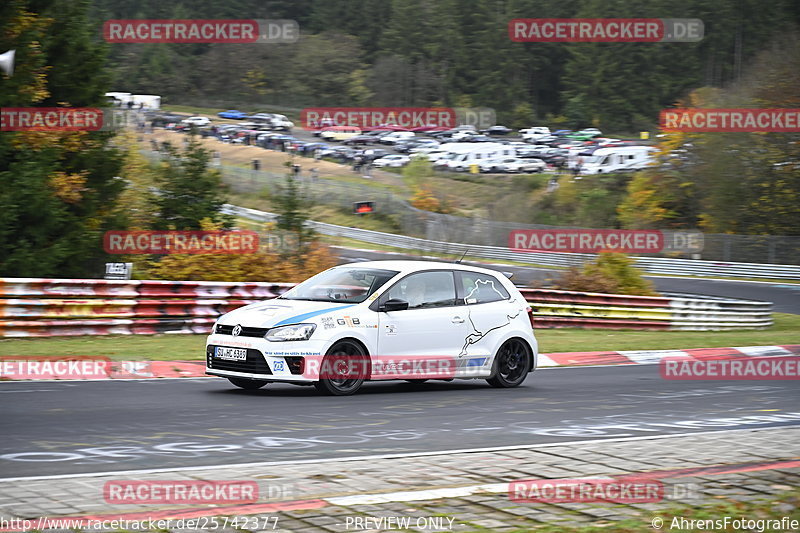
206, 334, 328, 383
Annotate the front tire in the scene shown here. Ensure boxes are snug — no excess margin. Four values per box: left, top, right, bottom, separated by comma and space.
228, 377, 268, 390
487, 338, 531, 388
314, 340, 368, 396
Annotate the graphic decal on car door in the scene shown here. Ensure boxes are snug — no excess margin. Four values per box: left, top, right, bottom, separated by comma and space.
459, 279, 522, 356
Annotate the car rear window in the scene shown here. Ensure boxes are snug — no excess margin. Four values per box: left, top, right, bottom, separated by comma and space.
458, 271, 510, 304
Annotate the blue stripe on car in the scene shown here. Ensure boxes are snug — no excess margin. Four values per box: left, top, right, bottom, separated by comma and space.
273, 304, 356, 326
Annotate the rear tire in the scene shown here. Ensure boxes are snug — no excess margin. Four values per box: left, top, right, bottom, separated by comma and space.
228, 377, 268, 390
487, 338, 531, 388
314, 340, 368, 396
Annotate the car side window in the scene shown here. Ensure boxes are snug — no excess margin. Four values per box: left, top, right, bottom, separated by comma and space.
386, 271, 457, 309
458, 272, 510, 304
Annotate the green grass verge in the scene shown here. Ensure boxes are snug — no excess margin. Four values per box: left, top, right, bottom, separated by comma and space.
0, 314, 796, 361
0, 334, 207, 361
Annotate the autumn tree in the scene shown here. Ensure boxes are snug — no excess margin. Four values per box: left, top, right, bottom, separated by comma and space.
0, 0, 126, 277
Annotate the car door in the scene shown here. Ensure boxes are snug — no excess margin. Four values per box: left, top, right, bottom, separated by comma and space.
375, 270, 468, 360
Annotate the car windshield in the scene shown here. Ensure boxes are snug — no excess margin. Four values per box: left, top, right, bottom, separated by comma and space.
278, 267, 399, 303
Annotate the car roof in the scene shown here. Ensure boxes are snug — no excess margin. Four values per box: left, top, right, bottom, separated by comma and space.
333, 260, 506, 277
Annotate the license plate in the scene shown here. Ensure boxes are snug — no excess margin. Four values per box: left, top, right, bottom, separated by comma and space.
215, 347, 248, 361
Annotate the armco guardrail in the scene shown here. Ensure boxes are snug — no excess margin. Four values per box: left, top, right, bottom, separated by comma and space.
223, 205, 800, 280
0, 278, 771, 337
0, 279, 294, 337
519, 289, 772, 331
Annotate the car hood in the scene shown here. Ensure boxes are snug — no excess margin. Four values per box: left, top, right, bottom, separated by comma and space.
218, 299, 359, 329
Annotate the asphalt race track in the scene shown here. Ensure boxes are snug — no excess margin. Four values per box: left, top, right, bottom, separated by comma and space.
334, 247, 800, 314
1, 365, 798, 479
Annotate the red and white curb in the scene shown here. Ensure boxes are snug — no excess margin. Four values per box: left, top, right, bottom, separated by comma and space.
0, 345, 798, 381
537, 344, 800, 367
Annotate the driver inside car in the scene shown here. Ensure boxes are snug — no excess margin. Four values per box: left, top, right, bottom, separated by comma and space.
404, 277, 428, 308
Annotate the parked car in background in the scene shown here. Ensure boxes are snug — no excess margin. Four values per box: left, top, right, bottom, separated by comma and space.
461, 134, 494, 143
415, 150, 451, 162
480, 157, 546, 173
402, 139, 440, 153
567, 129, 603, 141
319, 146, 358, 161
320, 126, 362, 141
500, 158, 546, 173
393, 140, 415, 153
579, 128, 602, 137
481, 125, 513, 135
373, 154, 411, 168
532, 148, 568, 167
450, 130, 479, 141
218, 110, 247, 120
532, 135, 561, 146
515, 145, 544, 158
480, 157, 519, 173
409, 144, 446, 155
519, 127, 551, 141
150, 113, 188, 127
343, 135, 378, 146
379, 131, 416, 145
246, 112, 273, 122
361, 148, 391, 161
181, 116, 211, 127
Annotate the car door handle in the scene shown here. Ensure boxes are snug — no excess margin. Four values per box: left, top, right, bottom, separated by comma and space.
452, 316, 465, 323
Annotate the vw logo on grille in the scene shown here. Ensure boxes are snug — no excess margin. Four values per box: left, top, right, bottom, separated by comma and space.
232, 324, 243, 336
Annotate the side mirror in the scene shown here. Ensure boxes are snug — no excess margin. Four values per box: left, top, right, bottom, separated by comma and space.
380, 298, 409, 312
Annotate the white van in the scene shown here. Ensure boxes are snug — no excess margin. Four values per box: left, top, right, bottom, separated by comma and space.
270, 114, 294, 131
131, 94, 161, 110
580, 146, 657, 175
446, 144, 517, 172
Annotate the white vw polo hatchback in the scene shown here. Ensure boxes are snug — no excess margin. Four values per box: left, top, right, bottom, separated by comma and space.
206, 261, 538, 395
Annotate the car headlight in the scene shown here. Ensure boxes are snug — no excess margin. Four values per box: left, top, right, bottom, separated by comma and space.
265, 323, 316, 342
